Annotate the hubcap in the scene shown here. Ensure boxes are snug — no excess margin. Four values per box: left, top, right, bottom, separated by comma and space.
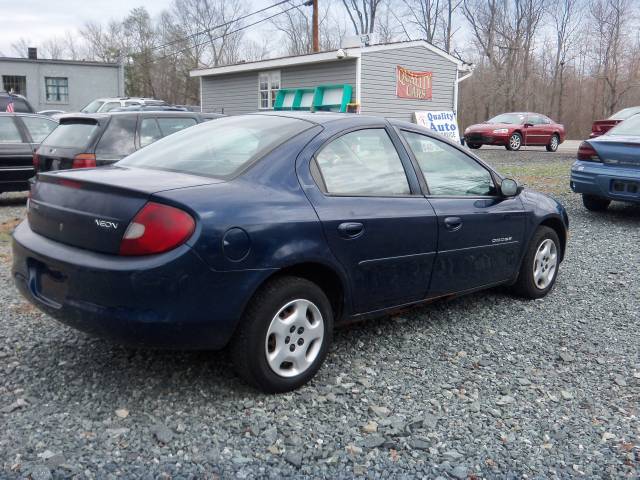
265, 299, 324, 378
533, 239, 558, 290
551, 136, 558, 149
510, 135, 521, 149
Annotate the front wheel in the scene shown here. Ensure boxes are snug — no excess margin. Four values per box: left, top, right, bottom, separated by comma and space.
506, 132, 522, 151
230, 276, 333, 393
546, 134, 560, 152
512, 226, 561, 299
582, 194, 610, 211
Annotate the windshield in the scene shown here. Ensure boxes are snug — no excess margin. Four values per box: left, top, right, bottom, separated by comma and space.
606, 114, 640, 136
81, 100, 105, 113
118, 115, 312, 178
609, 107, 640, 121
487, 113, 526, 124
41, 122, 99, 149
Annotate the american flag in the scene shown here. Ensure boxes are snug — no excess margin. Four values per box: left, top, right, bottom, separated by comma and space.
6, 101, 14, 113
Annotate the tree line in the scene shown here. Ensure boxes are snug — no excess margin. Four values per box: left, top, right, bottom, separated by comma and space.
7, 0, 640, 138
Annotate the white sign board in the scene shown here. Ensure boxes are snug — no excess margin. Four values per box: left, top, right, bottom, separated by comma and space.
413, 111, 460, 141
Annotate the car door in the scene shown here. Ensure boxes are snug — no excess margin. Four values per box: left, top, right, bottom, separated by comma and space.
0, 115, 33, 189
299, 126, 439, 314
524, 114, 549, 145
399, 129, 526, 296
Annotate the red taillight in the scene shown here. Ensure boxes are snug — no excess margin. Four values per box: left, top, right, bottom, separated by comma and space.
33, 152, 40, 170
72, 153, 96, 169
577, 141, 601, 162
119, 202, 195, 256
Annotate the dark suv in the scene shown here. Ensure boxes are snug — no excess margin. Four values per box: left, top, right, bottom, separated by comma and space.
35, 111, 223, 172
0, 113, 58, 194
0, 91, 35, 113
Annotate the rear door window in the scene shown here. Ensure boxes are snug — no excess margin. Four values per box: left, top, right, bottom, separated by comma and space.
41, 121, 99, 148
21, 116, 57, 142
139, 118, 163, 147
0, 117, 23, 142
156, 117, 198, 136
96, 115, 137, 158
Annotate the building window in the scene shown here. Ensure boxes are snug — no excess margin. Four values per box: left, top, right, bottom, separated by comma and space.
258, 71, 280, 109
45, 77, 69, 103
2, 75, 26, 96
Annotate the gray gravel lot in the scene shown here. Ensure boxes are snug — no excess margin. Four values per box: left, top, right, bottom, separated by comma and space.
1, 148, 639, 479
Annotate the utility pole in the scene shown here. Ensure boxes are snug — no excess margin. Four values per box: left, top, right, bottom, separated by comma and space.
312, 0, 319, 52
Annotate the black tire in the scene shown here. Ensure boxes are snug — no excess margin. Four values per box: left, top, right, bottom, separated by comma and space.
230, 276, 334, 393
546, 134, 560, 152
506, 132, 522, 151
467, 143, 481, 149
512, 226, 561, 299
582, 194, 610, 212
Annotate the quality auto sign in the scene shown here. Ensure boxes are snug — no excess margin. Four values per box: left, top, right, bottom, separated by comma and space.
414, 110, 460, 142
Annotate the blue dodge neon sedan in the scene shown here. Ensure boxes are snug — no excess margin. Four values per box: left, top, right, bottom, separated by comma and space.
571, 114, 640, 210
12, 113, 569, 392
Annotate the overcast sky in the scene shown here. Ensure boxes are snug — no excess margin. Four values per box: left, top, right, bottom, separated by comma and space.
0, 1, 183, 56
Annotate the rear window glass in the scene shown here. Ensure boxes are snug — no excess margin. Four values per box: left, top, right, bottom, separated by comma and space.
119, 115, 311, 178
41, 122, 98, 148
606, 114, 640, 136
156, 117, 197, 136
96, 115, 137, 157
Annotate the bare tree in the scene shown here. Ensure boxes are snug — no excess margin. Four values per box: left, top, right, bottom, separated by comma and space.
341, 0, 383, 34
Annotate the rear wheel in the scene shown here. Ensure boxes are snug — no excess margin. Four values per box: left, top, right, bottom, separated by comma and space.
512, 226, 560, 299
506, 132, 522, 151
230, 276, 333, 393
582, 194, 610, 211
546, 134, 560, 152
467, 143, 481, 149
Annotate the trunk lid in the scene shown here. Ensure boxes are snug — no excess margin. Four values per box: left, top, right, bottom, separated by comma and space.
28, 166, 222, 254
590, 136, 640, 169
590, 119, 621, 137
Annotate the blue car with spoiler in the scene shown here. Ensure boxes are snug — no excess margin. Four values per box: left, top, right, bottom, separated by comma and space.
571, 114, 640, 210
12, 112, 569, 393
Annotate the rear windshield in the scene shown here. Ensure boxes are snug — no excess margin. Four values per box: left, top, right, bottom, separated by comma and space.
41, 122, 99, 148
606, 114, 640, 136
487, 113, 525, 124
609, 107, 640, 121
81, 100, 105, 113
119, 115, 311, 178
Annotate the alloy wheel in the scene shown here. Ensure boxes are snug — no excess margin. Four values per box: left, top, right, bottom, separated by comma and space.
509, 134, 521, 150
533, 239, 558, 290
265, 299, 324, 378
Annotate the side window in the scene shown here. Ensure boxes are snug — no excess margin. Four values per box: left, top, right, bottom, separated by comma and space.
139, 118, 162, 147
101, 102, 121, 113
156, 117, 198, 137
314, 129, 410, 196
0, 117, 23, 143
96, 116, 137, 158
527, 115, 542, 125
21, 116, 57, 142
401, 131, 496, 196
125, 101, 141, 107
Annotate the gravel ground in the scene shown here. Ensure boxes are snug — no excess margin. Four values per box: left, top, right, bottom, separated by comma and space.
1, 149, 639, 479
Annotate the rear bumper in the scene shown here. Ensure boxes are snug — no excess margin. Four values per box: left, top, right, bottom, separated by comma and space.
12, 221, 272, 349
570, 160, 640, 203
0, 167, 33, 192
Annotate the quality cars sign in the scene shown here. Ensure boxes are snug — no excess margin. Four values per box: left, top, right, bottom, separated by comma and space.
396, 66, 432, 100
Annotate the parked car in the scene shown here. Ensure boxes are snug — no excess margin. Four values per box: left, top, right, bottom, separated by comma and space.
464, 112, 565, 152
1, 91, 35, 114
571, 113, 640, 211
13, 113, 569, 392
589, 106, 640, 138
0, 113, 57, 194
34, 111, 223, 173
80, 97, 168, 114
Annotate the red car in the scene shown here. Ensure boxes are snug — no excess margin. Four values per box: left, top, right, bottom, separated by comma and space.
464, 112, 566, 152
590, 106, 640, 138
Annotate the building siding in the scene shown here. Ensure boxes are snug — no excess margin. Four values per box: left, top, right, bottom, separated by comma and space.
0, 59, 123, 112
360, 45, 457, 121
201, 59, 357, 114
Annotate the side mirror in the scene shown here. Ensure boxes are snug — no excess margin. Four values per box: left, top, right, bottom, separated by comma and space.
523, 122, 533, 128
500, 178, 522, 197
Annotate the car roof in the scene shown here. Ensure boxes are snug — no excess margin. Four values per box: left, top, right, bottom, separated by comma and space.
56, 111, 208, 122
250, 111, 391, 126
0, 112, 57, 119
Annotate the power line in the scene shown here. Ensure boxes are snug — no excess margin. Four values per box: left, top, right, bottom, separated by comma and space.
150, 0, 295, 53
145, 1, 310, 66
